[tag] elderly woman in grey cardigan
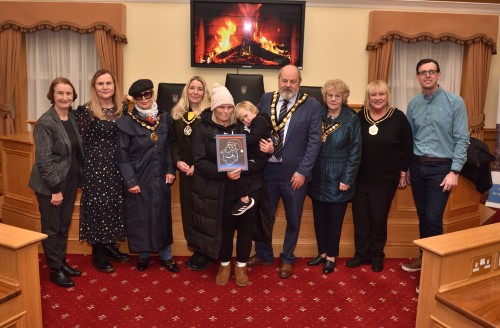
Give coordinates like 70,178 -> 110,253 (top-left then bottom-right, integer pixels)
29,77 -> 84,288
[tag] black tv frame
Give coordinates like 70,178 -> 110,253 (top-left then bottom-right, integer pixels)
190,0 -> 306,70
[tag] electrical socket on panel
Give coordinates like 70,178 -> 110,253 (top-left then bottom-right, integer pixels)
470,254 -> 492,277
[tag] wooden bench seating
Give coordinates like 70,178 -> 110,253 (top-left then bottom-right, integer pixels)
414,223 -> 500,327
0,282 -> 21,305
435,275 -> 500,328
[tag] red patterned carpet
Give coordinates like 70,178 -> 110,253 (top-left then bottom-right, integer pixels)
40,255 -> 419,327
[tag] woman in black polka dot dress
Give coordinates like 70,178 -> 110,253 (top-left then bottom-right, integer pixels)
75,69 -> 130,273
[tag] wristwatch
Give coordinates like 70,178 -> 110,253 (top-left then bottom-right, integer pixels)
451,170 -> 460,175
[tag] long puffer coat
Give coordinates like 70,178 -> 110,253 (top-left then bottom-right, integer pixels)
188,109 -> 272,259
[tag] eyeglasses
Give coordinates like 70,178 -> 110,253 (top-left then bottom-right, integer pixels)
133,90 -> 154,101
417,70 -> 439,76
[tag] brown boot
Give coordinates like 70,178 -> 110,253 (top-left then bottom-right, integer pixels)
235,265 -> 249,287
215,265 -> 231,286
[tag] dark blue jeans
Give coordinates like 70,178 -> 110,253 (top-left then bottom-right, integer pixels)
410,157 -> 452,239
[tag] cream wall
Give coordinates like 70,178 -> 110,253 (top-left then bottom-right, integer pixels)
123,2 -> 499,128
6,0 -> 496,127
5,0 -> 497,126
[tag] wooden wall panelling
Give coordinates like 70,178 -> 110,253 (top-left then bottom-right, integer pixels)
0,132 -> 482,259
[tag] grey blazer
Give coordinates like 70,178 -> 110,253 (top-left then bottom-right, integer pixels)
29,106 -> 84,196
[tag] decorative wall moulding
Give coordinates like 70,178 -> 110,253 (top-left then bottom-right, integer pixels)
102,0 -> 500,14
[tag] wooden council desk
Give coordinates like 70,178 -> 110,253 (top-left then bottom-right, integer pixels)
415,223 -> 500,327
0,223 -> 47,328
0,132 -> 482,258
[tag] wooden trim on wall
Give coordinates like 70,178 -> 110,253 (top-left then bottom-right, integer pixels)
350,103 -> 363,112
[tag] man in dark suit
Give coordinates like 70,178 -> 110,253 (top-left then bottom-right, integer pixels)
249,65 -> 322,278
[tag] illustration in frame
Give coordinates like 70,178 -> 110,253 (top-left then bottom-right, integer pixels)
216,134 -> 248,172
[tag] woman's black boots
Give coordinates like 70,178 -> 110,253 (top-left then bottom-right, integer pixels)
92,244 -> 115,273
103,243 -> 130,263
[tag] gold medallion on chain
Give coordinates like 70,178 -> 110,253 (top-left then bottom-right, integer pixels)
151,132 -> 159,142
369,125 -> 378,135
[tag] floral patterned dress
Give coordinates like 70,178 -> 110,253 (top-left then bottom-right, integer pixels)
75,105 -> 126,244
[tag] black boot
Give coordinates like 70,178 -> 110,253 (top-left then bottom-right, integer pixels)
92,244 -> 115,273
189,252 -> 212,271
104,243 -> 130,263
185,251 -> 201,268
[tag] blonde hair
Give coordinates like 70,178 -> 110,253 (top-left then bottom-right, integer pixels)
88,69 -> 122,120
171,76 -> 211,120
211,106 -> 237,126
321,79 -> 350,104
364,80 -> 391,111
234,100 -> 258,119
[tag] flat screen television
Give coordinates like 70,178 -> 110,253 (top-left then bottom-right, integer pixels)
191,0 -> 306,69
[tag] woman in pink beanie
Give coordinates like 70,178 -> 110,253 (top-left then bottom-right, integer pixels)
189,83 -> 271,287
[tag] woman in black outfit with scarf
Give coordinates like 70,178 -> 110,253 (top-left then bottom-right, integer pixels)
116,79 -> 179,273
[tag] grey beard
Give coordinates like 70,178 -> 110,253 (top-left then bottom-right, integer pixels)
280,90 -> 297,101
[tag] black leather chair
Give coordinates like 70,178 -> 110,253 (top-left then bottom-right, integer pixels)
156,82 -> 186,115
300,86 -> 324,106
225,73 -> 265,105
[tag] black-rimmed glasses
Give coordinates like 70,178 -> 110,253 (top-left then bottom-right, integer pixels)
417,70 -> 439,76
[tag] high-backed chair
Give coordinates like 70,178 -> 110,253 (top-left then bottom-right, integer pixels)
156,83 -> 186,115
300,86 -> 324,106
225,74 -> 265,105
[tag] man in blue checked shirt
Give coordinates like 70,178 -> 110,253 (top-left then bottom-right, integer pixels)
402,58 -> 469,273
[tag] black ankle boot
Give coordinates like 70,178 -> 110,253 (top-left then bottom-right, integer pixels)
189,252 -> 211,271
92,244 -> 115,273
104,243 -> 130,263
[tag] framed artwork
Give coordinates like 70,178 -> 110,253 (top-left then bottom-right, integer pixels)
216,134 -> 248,172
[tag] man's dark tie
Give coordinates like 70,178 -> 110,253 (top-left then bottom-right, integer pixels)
274,99 -> 289,161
